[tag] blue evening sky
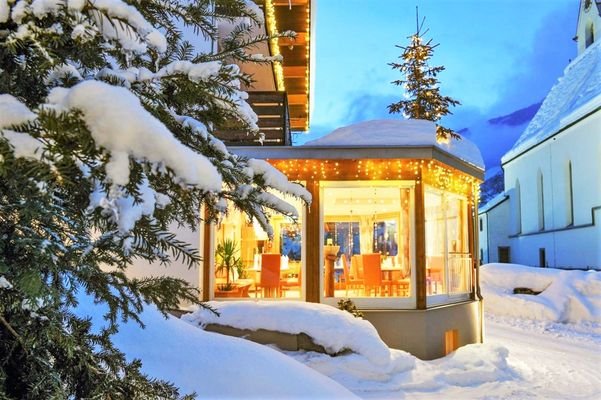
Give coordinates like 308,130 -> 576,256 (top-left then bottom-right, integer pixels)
298,0 -> 578,144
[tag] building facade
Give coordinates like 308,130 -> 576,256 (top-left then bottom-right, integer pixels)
486,0 -> 601,269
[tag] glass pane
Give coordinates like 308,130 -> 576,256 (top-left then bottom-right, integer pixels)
323,182 -> 413,299
425,189 -> 446,295
214,194 -> 303,299
447,196 -> 471,294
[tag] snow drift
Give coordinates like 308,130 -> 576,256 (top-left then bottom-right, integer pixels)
182,300 -> 392,366
75,296 -> 356,399
481,263 -> 601,323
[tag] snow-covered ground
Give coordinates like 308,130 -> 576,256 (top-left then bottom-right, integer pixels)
83,264 -> 601,399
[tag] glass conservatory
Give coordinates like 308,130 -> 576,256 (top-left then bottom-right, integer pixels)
202,120 -> 485,359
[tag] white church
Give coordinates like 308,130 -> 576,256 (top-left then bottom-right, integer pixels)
479,0 -> 601,269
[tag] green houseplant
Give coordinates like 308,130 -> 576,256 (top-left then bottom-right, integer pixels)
215,239 -> 244,291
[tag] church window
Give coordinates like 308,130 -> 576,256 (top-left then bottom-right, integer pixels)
537,171 -> 545,231
585,23 -> 595,48
514,180 -> 522,234
566,161 -> 574,226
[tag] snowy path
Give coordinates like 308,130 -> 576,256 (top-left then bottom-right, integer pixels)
354,315 -> 601,400
481,316 -> 601,399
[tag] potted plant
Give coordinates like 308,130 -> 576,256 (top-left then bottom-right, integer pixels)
215,239 -> 244,294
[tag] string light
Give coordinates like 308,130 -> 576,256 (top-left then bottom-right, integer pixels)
264,0 -> 286,91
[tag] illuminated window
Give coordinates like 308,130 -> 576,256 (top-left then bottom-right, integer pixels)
213,192 -> 304,299
322,181 -> 414,299
425,187 -> 471,298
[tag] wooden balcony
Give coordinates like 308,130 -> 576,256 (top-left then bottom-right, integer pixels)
215,91 -> 291,146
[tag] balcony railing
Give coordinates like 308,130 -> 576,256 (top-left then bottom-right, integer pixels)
214,91 -> 291,146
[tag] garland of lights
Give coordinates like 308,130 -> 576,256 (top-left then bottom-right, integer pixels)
264,0 -> 286,91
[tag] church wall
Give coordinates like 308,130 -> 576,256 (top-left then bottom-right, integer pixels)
503,110 -> 601,269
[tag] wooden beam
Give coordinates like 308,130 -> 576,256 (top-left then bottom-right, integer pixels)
202,208 -> 212,302
287,94 -> 307,105
282,66 -> 306,78
290,117 -> 307,128
468,200 -> 476,301
273,0 -> 308,5
414,171 -> 427,310
305,180 -> 321,302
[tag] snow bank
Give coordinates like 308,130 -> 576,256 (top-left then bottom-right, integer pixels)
74,296 -> 356,399
288,344 -> 518,396
182,300 -> 392,366
502,41 -> 601,163
481,263 -> 601,324
304,119 -> 484,169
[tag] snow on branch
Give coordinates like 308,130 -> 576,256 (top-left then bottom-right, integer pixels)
11,0 -> 167,54
0,95 -> 45,161
45,80 -> 222,191
247,158 -> 311,203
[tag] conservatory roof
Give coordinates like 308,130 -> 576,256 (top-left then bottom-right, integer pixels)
231,119 -> 484,179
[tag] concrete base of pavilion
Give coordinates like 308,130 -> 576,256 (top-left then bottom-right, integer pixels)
362,300 -> 482,360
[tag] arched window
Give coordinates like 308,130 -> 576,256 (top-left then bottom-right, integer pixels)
537,171 -> 545,231
566,161 -> 574,226
514,180 -> 522,233
585,23 -> 595,48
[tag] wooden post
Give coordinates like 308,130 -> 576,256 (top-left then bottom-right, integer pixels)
202,208 -> 212,302
414,172 -> 427,310
305,180 -> 321,302
323,245 -> 340,297
467,200 -> 476,301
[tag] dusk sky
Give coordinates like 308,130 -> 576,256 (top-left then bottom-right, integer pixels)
297,0 -> 578,145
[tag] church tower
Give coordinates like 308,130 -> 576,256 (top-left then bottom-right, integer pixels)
575,0 -> 601,54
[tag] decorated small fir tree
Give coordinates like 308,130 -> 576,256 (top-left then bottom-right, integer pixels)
0,0 -> 305,398
388,11 -> 461,141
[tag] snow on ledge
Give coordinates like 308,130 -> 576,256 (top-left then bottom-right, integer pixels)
182,300 -> 392,366
303,119 -> 484,169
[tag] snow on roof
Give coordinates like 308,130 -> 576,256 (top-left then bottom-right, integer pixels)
502,41 -> 601,163
182,300 -> 393,367
478,192 -> 508,214
304,119 -> 484,169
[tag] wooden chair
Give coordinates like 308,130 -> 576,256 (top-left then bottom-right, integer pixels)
280,266 -> 301,296
342,254 -> 363,296
362,253 -> 383,296
258,253 -> 281,298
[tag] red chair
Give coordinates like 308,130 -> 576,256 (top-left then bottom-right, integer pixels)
258,253 -> 281,298
362,253 -> 383,296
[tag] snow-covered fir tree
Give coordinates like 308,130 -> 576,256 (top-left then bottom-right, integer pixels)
0,0 -> 308,397
388,13 -> 461,141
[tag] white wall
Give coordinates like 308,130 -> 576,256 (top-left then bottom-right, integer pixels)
478,215 -> 488,264
503,110 -> 601,269
126,223 -> 203,292
479,199 -> 511,264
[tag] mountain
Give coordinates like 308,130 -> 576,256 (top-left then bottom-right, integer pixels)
456,101 -> 542,171
455,102 -> 542,205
